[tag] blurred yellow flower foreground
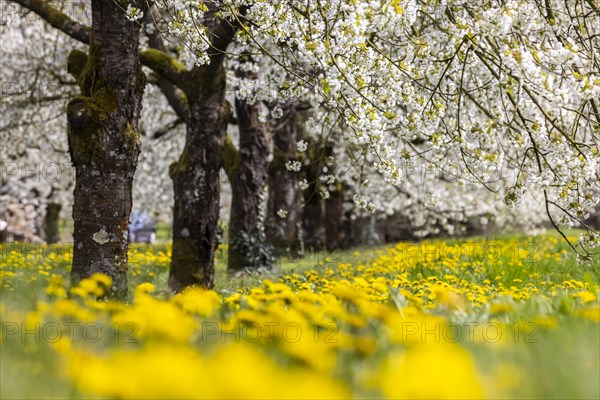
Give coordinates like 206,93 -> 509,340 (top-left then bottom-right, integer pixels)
1,234 -> 599,399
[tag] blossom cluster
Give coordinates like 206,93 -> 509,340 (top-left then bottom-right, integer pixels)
163,0 -> 599,248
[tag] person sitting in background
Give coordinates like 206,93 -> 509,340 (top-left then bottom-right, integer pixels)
128,209 -> 157,244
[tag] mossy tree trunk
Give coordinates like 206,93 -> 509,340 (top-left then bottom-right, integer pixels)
167,4 -> 244,292
226,91 -> 272,273
266,102 -> 304,256
168,65 -> 229,292
67,0 -> 145,298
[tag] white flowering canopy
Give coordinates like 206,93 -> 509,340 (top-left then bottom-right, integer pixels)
2,0 -> 598,256
159,0 -> 599,254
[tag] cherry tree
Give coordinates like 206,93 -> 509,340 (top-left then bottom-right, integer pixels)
167,0 -> 599,258
6,0 -> 599,297
7,0 -> 148,297
5,1 -> 242,291
0,7 -> 188,237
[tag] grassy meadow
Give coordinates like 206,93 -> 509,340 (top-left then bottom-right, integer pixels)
1,231 -> 599,399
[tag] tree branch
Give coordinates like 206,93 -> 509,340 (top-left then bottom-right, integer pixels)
150,118 -> 184,140
143,13 -> 190,122
139,49 -> 186,86
11,0 -> 91,44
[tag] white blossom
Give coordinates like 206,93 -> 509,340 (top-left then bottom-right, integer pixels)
296,140 -> 308,153
299,179 -> 310,190
277,209 -> 288,218
285,160 -> 302,172
271,107 -> 284,119
126,5 -> 143,22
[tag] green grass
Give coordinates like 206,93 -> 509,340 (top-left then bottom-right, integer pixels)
1,231 -> 599,399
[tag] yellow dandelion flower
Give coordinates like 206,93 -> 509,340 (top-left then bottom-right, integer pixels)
576,291 -> 597,304
377,343 -> 485,399
173,287 -> 220,316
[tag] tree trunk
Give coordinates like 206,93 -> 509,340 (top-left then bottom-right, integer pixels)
168,66 -> 228,292
165,3 -> 243,292
351,215 -> 384,247
227,96 -> 272,273
325,184 -> 344,251
342,210 -> 355,249
266,103 -> 303,256
44,202 -> 61,244
302,143 -> 326,252
67,0 -> 145,298
323,145 -> 344,251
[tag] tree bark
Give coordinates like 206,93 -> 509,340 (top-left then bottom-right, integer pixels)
165,2 -> 246,292
67,0 -> 145,298
168,66 -> 228,292
266,103 -> 304,256
226,96 -> 272,273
